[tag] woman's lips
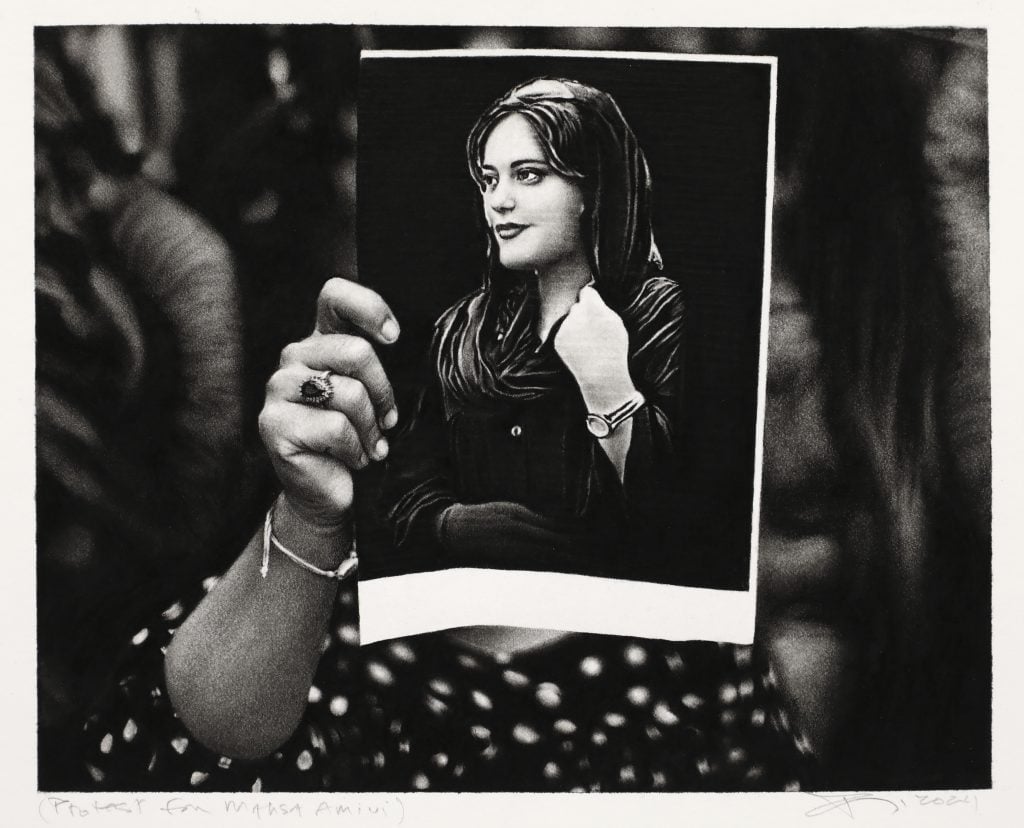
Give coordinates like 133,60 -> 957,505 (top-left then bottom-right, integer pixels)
495,223 -> 527,240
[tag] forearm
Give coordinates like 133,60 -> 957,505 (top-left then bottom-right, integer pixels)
601,403 -> 681,563
578,379 -> 638,484
165,495 -> 349,760
595,420 -> 633,483
381,376 -> 459,552
435,501 -> 594,572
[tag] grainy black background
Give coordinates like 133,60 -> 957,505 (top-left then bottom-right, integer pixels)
357,55 -> 771,588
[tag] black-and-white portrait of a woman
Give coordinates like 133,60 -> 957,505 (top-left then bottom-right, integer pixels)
355,53 -> 775,642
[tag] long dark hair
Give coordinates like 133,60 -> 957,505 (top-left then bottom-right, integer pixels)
465,76 -> 662,308
764,30 -> 988,788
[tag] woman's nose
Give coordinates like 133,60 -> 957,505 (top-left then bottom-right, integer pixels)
488,181 -> 515,212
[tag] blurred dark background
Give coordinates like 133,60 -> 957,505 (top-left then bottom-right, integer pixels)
35,25 -> 989,792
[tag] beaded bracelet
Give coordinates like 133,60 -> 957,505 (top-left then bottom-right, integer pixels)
260,505 -> 358,581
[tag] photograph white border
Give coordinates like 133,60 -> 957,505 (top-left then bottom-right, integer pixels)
356,48 -> 776,645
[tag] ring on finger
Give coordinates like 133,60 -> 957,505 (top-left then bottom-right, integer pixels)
299,369 -> 335,407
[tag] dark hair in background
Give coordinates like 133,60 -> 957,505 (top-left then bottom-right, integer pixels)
465,76 -> 661,308
35,28 -> 246,785
763,30 -> 989,788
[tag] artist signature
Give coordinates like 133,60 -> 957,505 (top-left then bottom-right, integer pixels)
804,792 -> 979,818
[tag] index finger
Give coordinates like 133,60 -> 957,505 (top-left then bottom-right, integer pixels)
292,334 -> 398,430
315,277 -> 401,344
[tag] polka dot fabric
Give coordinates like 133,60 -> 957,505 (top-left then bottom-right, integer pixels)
80,577 -> 815,792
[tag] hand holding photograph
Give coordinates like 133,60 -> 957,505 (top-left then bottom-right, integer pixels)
32,23 -> 989,799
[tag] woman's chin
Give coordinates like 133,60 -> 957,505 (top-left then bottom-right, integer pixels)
497,254 -> 534,272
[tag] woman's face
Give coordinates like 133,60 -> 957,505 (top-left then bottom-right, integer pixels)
479,113 -> 586,275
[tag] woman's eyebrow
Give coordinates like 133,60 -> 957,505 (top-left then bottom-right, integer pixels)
479,159 -> 549,171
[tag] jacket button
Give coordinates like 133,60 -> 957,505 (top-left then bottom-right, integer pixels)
510,425 -> 523,438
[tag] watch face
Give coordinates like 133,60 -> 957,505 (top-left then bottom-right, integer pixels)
585,414 -> 611,438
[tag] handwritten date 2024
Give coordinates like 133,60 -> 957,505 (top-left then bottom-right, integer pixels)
804,792 -> 979,818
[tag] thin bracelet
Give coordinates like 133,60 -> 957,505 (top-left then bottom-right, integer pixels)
260,505 -> 358,581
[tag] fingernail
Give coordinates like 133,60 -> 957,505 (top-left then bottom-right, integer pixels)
382,407 -> 398,430
381,318 -> 399,343
374,437 -> 389,460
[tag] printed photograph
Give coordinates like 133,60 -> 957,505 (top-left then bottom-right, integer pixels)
353,51 -> 774,642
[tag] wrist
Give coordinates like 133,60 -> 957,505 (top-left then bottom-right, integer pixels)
273,494 -> 353,569
579,377 -> 638,415
433,503 -> 463,550
432,505 -> 450,541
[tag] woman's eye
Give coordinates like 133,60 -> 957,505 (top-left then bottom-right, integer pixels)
515,168 -> 542,184
479,175 -> 497,192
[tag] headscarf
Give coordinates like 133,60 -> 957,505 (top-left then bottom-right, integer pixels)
438,77 -> 673,409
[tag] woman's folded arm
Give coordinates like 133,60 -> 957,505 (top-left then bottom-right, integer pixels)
164,497 -> 349,760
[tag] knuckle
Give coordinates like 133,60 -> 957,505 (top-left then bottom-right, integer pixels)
265,369 -> 289,399
320,276 -> 346,303
347,336 -> 374,366
333,414 -> 361,451
353,380 -> 373,408
332,378 -> 358,410
279,341 -> 304,366
340,379 -> 373,414
257,405 -> 281,441
326,408 -> 347,433
374,382 -> 395,410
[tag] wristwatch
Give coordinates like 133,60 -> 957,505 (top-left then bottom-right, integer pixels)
585,390 -> 646,438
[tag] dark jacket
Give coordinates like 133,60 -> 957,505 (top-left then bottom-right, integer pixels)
379,275 -> 684,581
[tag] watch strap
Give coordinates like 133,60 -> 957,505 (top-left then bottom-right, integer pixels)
586,390 -> 646,437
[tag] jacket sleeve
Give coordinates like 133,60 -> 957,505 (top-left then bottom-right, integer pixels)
379,368 -> 459,554
611,276 -> 685,485
599,278 -> 685,562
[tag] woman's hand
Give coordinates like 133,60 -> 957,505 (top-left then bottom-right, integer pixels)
437,501 -> 588,565
168,275 -> 402,759
169,277 -> 400,760
258,278 -> 401,534
553,285 -> 637,412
